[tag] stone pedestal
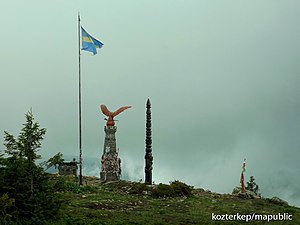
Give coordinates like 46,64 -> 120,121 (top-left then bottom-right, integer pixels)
100,126 -> 121,182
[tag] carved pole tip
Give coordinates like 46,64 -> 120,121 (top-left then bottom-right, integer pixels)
147,98 -> 151,106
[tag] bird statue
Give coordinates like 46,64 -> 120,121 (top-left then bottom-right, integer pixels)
100,104 -> 132,126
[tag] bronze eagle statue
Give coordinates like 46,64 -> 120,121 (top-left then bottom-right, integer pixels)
100,104 -> 132,126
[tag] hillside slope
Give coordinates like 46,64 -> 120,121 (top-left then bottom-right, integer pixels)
51,176 -> 300,225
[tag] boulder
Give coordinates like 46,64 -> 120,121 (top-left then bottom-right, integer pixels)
232,186 -> 260,199
268,197 -> 288,206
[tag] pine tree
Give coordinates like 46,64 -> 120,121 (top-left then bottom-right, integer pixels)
246,175 -> 260,195
0,110 -> 62,224
44,152 -> 64,170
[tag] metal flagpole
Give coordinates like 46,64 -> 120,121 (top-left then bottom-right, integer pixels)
78,12 -> 83,185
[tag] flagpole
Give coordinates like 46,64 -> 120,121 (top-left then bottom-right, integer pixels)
78,12 -> 83,185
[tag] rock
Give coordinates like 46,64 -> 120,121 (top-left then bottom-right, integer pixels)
212,193 -> 221,198
142,190 -> 148,195
269,197 -> 288,206
197,188 -> 205,192
232,187 -> 241,195
232,186 -> 260,199
237,191 -> 256,199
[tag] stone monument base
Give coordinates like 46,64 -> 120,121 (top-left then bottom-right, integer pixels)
100,172 -> 106,182
100,171 -> 120,182
100,125 -> 121,182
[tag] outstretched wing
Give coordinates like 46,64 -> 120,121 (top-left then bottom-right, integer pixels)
112,106 -> 132,117
100,104 -> 112,117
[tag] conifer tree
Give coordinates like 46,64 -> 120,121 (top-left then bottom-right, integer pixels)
0,110 -> 62,224
246,175 -> 260,195
44,152 -> 64,170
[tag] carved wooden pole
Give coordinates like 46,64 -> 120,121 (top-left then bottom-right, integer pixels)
145,98 -> 153,184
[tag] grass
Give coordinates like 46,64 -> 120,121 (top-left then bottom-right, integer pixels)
48,176 -> 300,225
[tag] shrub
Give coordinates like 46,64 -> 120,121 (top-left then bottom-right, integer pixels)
170,180 -> 193,197
129,183 -> 150,195
152,180 -> 194,198
152,183 -> 175,198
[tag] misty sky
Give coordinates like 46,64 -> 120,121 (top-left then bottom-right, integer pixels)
1,1 -> 300,207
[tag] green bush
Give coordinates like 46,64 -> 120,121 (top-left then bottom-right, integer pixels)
170,180 -> 193,197
152,183 -> 175,198
152,180 -> 193,198
129,182 -> 151,194
51,176 -> 68,192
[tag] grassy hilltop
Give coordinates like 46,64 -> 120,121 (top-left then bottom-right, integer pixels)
2,112 -> 298,224
50,176 -> 300,225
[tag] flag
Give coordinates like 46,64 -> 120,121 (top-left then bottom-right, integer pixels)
240,158 -> 246,192
242,158 -> 246,173
81,27 -> 104,55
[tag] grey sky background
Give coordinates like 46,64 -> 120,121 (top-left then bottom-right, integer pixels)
1,1 -> 300,206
